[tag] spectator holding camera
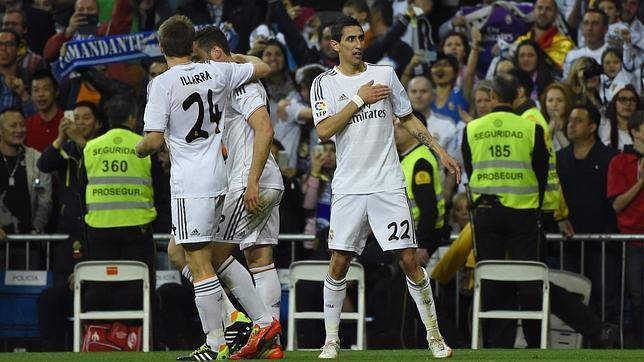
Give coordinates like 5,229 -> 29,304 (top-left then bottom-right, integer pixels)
43,0 -> 134,84
36,102 -> 103,351
565,57 -> 604,109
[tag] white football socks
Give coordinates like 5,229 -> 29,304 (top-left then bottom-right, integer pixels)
323,274 -> 346,344
193,276 -> 225,348
406,267 -> 441,340
217,256 -> 272,327
250,263 -> 281,320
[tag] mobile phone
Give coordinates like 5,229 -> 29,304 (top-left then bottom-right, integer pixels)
64,110 -> 75,121
77,14 -> 99,35
277,151 -> 289,169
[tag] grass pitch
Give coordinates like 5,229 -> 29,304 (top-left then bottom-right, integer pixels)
1,349 -> 644,361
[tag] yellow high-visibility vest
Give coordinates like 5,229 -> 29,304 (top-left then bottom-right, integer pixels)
466,111 -> 539,209
521,107 -> 561,211
84,128 -> 156,228
401,145 -> 445,229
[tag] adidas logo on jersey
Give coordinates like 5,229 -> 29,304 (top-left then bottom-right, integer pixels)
339,93 -> 348,101
190,228 -> 200,236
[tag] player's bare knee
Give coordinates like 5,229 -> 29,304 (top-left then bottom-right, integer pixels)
167,236 -> 186,270
244,245 -> 273,269
183,243 -> 216,280
397,249 -> 420,275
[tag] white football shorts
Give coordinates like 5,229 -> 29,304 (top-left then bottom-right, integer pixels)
171,196 -> 225,244
327,188 -> 417,254
215,188 -> 282,250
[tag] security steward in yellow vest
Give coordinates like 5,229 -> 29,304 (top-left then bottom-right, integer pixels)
461,74 -> 549,348
82,94 -> 157,311
509,68 -> 574,240
394,111 -> 446,260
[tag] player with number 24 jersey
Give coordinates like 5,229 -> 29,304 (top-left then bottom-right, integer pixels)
144,61 -> 255,198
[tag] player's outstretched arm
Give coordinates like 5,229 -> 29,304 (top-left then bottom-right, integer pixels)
136,131 -> 165,158
231,53 -> 271,81
399,112 -> 462,184
316,80 -> 391,141
245,106 -> 274,214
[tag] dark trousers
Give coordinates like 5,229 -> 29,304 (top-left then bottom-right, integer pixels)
562,244 -> 621,324
473,201 -> 542,348
550,283 -> 602,338
38,285 -> 73,351
626,244 -> 644,347
85,224 -> 156,309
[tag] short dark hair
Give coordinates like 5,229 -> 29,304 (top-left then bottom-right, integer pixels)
596,0 -> 621,11
571,103 -> 602,127
297,64 -> 326,91
491,73 -> 519,104
508,68 -> 534,97
343,0 -> 370,15
194,26 -> 230,55
105,94 -> 137,128
584,8 -> 609,27
3,9 -> 27,26
628,110 -> 644,136
31,69 -> 58,90
601,47 -> 622,65
74,101 -> 102,123
370,0 -> 392,26
330,16 -> 362,42
158,15 -> 194,57
0,107 -> 23,124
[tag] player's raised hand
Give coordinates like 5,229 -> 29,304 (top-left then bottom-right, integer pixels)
357,80 -> 391,105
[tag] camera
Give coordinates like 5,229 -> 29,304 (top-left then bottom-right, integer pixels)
583,61 -> 603,79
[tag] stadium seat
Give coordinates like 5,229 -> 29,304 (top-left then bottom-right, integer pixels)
286,260 -> 365,351
73,261 -> 151,352
548,270 -> 592,349
472,260 -> 550,349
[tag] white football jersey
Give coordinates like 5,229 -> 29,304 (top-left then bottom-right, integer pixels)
311,63 -> 410,194
223,80 -> 284,192
144,61 -> 254,198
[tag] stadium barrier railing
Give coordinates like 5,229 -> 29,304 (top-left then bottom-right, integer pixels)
4,233 -> 643,348
446,233 -> 644,349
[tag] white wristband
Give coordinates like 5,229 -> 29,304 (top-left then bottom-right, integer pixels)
351,95 -> 365,108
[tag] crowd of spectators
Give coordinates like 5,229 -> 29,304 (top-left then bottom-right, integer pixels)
0,0 -> 643,352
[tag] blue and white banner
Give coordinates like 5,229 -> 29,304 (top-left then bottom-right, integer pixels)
52,31 -> 160,80
51,24 -> 238,80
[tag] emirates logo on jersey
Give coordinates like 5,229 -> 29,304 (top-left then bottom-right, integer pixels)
348,103 -> 386,125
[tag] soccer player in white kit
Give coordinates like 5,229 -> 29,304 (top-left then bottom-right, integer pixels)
193,26 -> 285,359
135,15 -> 279,361
311,17 -> 460,359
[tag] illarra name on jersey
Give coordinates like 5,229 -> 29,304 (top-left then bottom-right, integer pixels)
179,70 -> 212,86
348,103 -> 387,125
